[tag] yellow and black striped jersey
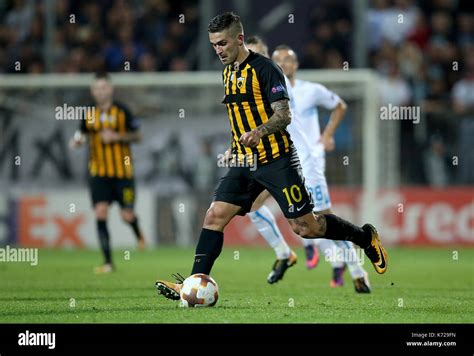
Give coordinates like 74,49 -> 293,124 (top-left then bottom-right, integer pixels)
80,102 -> 139,179
221,50 -> 292,164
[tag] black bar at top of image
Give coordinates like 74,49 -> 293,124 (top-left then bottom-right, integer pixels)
0,323 -> 471,354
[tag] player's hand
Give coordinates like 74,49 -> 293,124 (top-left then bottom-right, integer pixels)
319,135 -> 335,152
239,129 -> 261,148
69,138 -> 81,149
69,131 -> 85,149
223,148 -> 233,164
218,148 -> 233,166
100,129 -> 121,144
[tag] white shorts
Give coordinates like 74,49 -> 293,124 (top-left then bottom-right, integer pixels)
303,156 -> 332,212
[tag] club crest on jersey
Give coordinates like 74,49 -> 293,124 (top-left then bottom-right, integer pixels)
100,113 -> 116,124
236,77 -> 246,89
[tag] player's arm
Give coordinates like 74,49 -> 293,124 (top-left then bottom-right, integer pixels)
219,71 -> 234,160
224,136 -> 234,161
258,99 -> 292,136
69,117 -> 88,149
69,130 -> 87,149
218,146 -> 234,165
308,83 -> 346,151
122,105 -> 142,143
219,133 -> 236,165
319,98 -> 347,152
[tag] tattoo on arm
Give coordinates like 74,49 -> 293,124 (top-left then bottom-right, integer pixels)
315,214 -> 327,236
257,99 -> 291,137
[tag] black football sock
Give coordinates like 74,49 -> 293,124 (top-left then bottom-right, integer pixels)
191,228 -> 224,275
97,220 -> 112,264
322,214 -> 371,248
127,216 -> 142,240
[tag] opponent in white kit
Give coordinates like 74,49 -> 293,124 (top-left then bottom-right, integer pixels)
246,39 -> 370,293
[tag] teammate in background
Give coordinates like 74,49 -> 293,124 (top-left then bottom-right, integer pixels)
246,37 -> 370,292
155,12 -> 387,301
70,72 -> 145,273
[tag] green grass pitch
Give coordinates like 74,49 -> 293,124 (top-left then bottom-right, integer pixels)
0,247 -> 472,323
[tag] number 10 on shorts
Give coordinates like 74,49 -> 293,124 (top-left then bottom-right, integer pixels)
282,184 -> 302,206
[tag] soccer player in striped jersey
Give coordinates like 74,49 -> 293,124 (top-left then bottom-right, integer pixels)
155,12 -> 388,302
70,72 -> 145,273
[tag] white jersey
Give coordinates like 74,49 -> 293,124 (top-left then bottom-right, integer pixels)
285,78 -> 341,182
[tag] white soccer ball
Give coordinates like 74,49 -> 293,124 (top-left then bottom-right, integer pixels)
180,273 -> 219,308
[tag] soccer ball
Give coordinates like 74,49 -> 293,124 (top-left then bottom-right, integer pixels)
180,273 -> 219,308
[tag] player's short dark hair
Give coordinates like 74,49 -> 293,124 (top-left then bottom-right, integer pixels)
246,36 -> 264,45
208,12 -> 243,35
94,71 -> 111,81
273,44 -> 298,60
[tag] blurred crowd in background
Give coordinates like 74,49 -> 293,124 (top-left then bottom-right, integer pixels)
0,0 -> 472,187
0,0 -> 199,72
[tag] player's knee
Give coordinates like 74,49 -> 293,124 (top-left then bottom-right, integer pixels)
289,219 -> 319,238
96,211 -> 107,220
120,210 -> 135,223
203,205 -> 228,228
94,205 -> 108,220
298,228 -> 315,239
288,220 -> 302,235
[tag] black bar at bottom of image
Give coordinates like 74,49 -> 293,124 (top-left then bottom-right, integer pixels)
0,324 -> 471,354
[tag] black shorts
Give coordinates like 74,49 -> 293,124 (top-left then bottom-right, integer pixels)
89,176 -> 135,209
214,147 -> 314,219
